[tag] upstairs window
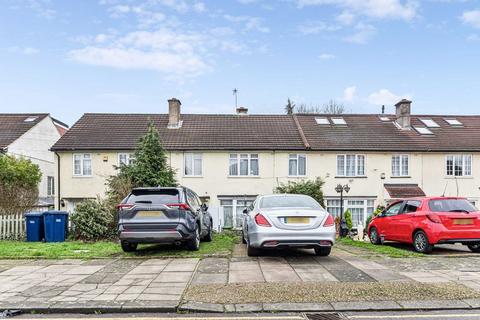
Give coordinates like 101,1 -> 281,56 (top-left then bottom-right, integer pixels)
118,153 -> 134,166
446,155 -> 472,177
73,154 -> 92,176
184,153 -> 203,176
337,154 -> 365,177
47,176 -> 55,196
229,154 -> 259,176
392,155 -> 409,177
289,154 -> 306,176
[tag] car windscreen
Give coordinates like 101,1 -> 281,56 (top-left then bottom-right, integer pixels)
259,195 -> 323,210
429,199 -> 478,213
126,189 -> 180,205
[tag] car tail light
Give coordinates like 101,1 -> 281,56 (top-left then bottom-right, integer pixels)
323,214 -> 335,227
255,213 -> 271,227
427,214 -> 442,224
167,203 -> 191,210
116,204 -> 134,210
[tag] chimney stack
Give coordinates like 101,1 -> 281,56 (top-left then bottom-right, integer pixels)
168,98 -> 182,129
236,106 -> 248,115
395,99 -> 412,129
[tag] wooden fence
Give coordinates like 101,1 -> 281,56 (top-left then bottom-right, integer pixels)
0,207 -> 50,240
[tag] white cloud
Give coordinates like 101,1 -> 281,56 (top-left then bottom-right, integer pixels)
8,46 -> 39,55
193,2 -> 206,13
297,21 -> 340,34
344,22 -> 376,44
336,11 -> 355,25
342,86 -> 357,102
296,0 -> 418,21
69,29 -> 210,78
368,89 -> 408,106
462,10 -> 480,29
318,53 -> 336,59
467,33 -> 480,41
224,15 -> 270,33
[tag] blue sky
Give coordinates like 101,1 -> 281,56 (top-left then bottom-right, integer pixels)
1,0 -> 480,125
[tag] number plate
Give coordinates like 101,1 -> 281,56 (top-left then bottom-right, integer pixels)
453,218 -> 473,225
285,217 -> 310,224
136,211 -> 165,218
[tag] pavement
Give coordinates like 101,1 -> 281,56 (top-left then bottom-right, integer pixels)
2,243 -> 480,313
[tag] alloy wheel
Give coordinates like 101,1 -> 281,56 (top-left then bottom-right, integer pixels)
414,233 -> 427,251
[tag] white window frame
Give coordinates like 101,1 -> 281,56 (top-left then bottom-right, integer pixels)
118,153 -> 134,166
446,154 -> 472,177
288,154 -> 307,176
229,153 -> 259,177
392,154 -> 409,177
336,154 -> 366,177
47,176 -> 55,196
184,153 -> 203,177
73,153 -> 92,177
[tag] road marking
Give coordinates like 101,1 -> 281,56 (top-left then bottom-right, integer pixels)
19,317 -> 305,320
350,314 -> 480,319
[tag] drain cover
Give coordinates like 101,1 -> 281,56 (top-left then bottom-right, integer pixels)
305,313 -> 346,320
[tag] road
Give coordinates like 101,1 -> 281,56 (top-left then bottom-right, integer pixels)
12,311 -> 480,320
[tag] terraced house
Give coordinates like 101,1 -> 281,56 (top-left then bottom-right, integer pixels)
51,98 -> 480,230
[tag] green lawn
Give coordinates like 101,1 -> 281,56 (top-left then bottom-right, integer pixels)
0,231 -> 239,259
337,237 -> 423,258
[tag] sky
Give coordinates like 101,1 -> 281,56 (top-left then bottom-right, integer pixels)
1,0 -> 480,126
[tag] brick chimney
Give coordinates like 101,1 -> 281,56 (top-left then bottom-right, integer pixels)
236,106 -> 248,115
168,98 -> 182,129
395,99 -> 412,129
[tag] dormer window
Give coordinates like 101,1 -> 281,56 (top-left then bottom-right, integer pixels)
419,119 -> 440,128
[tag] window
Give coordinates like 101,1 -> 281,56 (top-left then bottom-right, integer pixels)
326,199 -> 375,227
331,117 -> 347,125
403,200 -> 421,213
289,154 -> 306,176
184,153 -> 202,176
118,153 -> 134,166
229,154 -> 259,176
392,155 -> 409,177
446,155 -> 472,177
315,117 -> 330,125
419,119 -> 440,128
384,202 -> 404,216
24,116 -> 38,122
73,154 -> 92,176
337,154 -> 365,177
47,176 -> 54,196
414,127 -> 434,135
220,198 -> 254,228
445,119 -> 463,126
379,116 -> 390,121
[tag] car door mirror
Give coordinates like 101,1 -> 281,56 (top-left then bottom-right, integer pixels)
243,208 -> 248,214
201,203 -> 208,211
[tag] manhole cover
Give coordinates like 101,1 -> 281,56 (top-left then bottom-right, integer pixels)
305,313 -> 346,320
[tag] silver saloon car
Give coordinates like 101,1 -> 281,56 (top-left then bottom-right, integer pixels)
242,194 -> 336,256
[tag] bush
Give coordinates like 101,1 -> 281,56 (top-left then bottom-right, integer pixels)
71,199 -> 116,241
275,178 -> 325,206
0,155 -> 42,215
344,209 -> 353,230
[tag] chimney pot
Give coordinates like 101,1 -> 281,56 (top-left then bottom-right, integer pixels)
395,99 -> 412,129
236,106 -> 248,115
168,98 -> 182,129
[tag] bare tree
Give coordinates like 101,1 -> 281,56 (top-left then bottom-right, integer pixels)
285,98 -> 295,115
321,100 -> 345,114
296,103 -> 322,114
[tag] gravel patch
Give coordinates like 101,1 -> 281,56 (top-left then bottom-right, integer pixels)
184,281 -> 480,304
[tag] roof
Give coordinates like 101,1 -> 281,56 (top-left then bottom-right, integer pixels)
296,114 -> 480,152
384,184 -> 426,199
51,113 -> 306,151
51,112 -> 480,152
0,114 -> 49,149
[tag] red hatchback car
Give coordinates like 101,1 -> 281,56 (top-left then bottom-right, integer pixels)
368,197 -> 480,253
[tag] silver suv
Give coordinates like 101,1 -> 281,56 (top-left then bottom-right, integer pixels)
117,187 -> 213,252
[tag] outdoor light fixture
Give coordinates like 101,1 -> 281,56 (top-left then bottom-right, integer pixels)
335,184 -> 350,237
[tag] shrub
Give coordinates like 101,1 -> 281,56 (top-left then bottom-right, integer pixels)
275,178 -> 325,206
344,209 -> 353,230
71,199 -> 116,241
0,155 -> 42,215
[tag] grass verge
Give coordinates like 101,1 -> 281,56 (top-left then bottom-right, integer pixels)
185,282 -> 480,304
0,231 -> 239,259
337,238 -> 423,258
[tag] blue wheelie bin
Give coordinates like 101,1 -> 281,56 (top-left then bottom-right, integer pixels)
43,211 -> 69,242
25,212 -> 45,242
